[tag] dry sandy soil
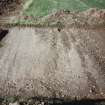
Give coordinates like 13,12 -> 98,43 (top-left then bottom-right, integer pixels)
0,26 -> 105,100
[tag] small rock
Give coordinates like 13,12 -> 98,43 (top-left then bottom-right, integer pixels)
9,101 -> 19,105
41,102 -> 44,105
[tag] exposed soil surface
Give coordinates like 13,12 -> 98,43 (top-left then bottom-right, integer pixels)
0,26 -> 105,100
0,8 -> 105,104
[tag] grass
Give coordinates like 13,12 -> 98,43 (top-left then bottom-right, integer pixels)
23,0 -> 105,17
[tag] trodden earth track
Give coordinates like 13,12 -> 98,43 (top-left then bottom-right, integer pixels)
0,26 -> 105,100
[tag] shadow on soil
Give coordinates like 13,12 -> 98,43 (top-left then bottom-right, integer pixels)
1,97 -> 105,105
0,29 -> 8,41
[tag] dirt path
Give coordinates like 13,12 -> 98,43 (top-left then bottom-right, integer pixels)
0,27 -> 105,100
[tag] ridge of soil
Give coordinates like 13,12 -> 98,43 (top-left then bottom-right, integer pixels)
0,8 -> 105,28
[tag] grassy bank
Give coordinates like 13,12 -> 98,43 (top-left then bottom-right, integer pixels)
0,0 -> 105,26
23,0 -> 105,17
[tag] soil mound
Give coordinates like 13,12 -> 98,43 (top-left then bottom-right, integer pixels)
0,0 -> 23,16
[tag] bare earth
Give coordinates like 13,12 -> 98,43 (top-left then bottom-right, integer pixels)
0,27 -> 105,100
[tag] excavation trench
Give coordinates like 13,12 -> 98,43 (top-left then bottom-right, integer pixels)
0,27 -> 105,100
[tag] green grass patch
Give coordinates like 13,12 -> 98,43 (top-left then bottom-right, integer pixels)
23,0 -> 105,17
